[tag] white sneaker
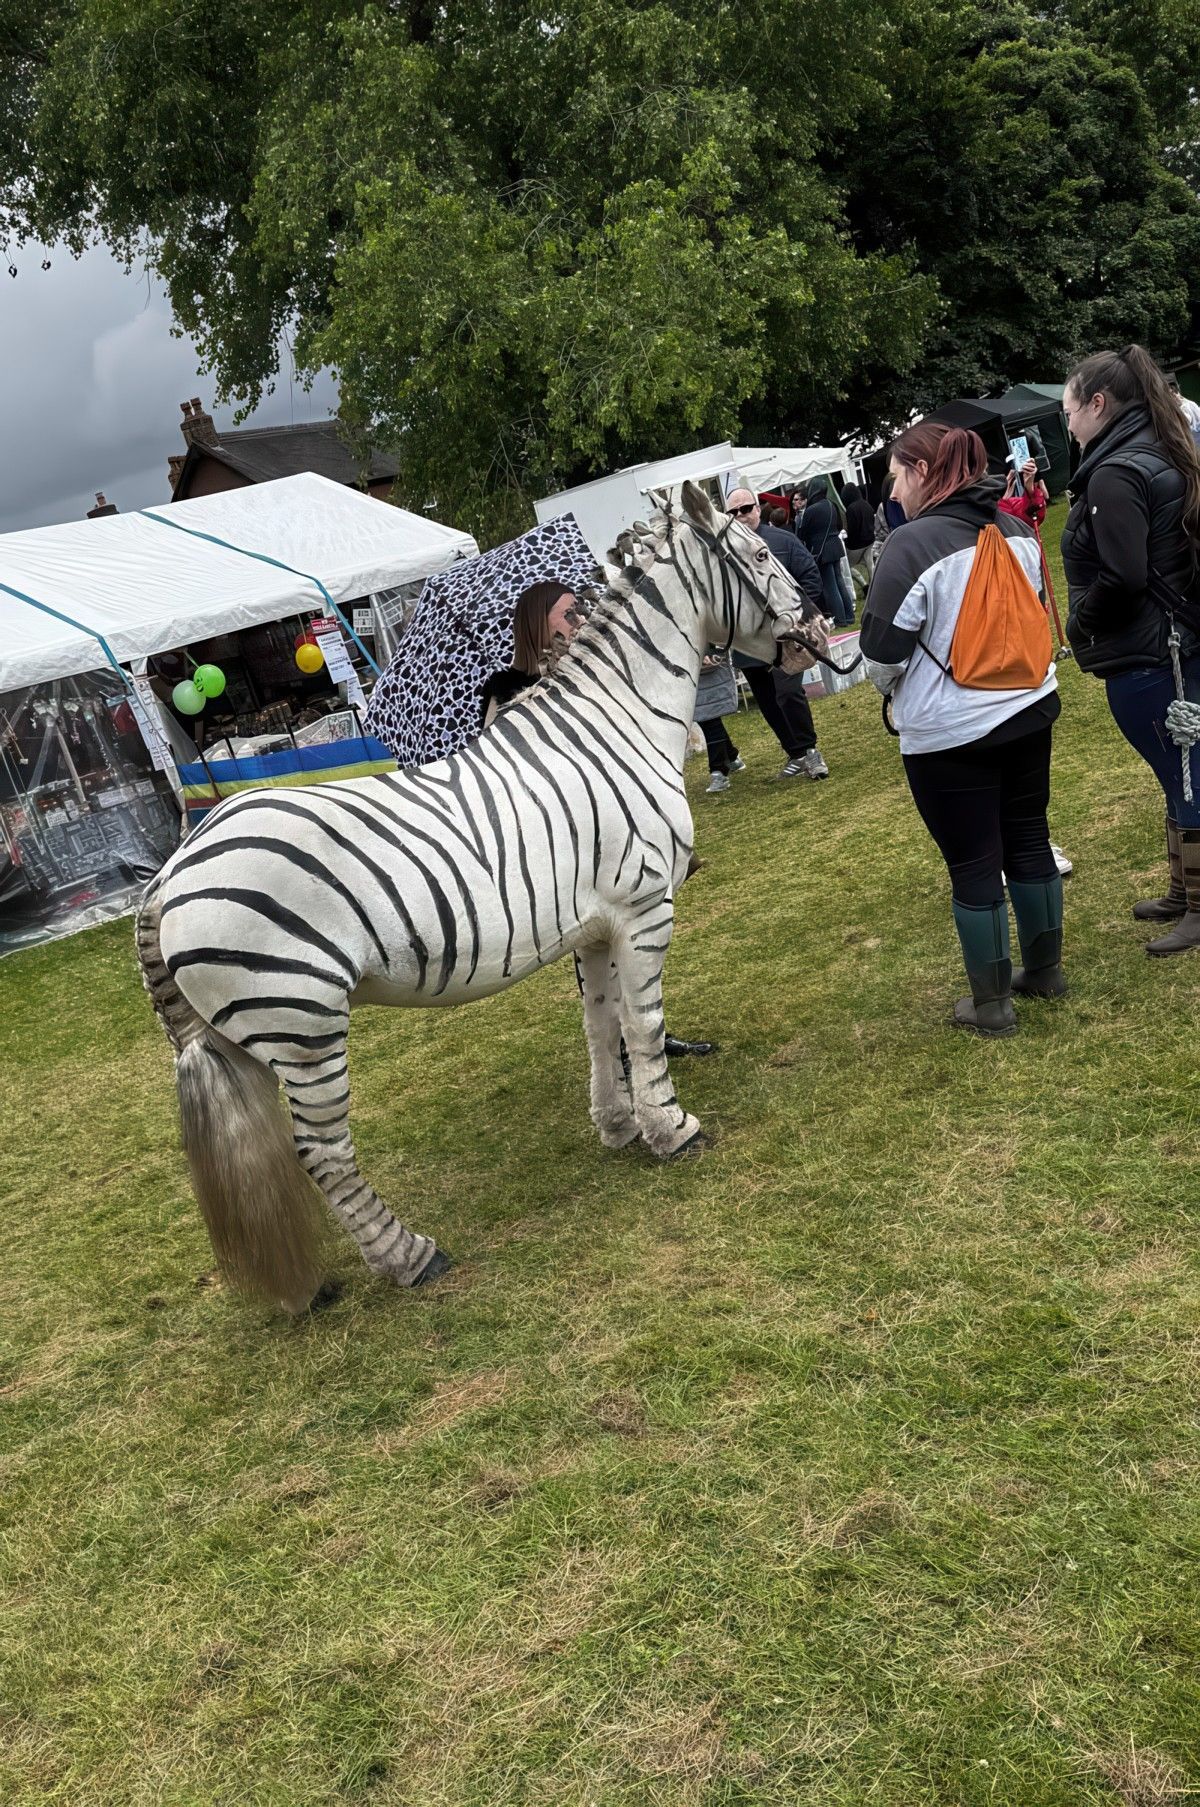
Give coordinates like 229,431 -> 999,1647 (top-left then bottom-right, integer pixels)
730,755 -> 747,774
706,771 -> 730,794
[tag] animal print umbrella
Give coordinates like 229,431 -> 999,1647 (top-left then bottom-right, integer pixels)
365,513 -> 598,766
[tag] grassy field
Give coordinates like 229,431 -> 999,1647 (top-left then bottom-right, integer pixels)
2,505 -> 1199,1805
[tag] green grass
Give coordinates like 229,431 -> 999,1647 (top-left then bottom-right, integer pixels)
2,501 -> 1199,1804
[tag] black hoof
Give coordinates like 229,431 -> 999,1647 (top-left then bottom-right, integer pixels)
413,1248 -> 453,1287
664,1034 -> 719,1058
307,1278 -> 345,1313
669,1128 -> 709,1159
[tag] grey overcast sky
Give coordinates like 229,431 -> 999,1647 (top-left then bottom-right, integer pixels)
0,240 -> 341,535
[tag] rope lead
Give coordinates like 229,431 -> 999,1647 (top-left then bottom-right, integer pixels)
1165,620 -> 1200,805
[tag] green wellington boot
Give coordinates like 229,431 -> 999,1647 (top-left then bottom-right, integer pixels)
951,900 -> 1018,1037
1146,828 -> 1200,955
1009,875 -> 1067,998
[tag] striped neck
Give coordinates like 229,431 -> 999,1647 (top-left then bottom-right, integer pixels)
547,528 -> 708,769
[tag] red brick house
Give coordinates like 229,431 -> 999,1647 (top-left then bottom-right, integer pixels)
167,399 -> 399,503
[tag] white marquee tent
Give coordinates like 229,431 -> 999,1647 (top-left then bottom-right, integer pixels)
731,446 -> 864,494
0,472 -> 478,694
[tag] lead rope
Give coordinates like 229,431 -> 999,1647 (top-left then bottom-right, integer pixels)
1164,616 -> 1200,805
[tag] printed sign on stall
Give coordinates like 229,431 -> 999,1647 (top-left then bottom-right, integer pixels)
311,619 -> 356,685
129,676 -> 176,773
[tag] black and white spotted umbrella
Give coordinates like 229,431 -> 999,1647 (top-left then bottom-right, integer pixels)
365,513 -> 598,767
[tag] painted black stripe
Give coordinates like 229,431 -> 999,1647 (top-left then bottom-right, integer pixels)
290,1090 -> 351,1116
170,833 -> 391,968
407,762 -> 490,869
224,794 -> 430,990
494,712 -> 584,920
564,635 -> 688,736
160,887 -> 357,983
552,670 -> 684,786
314,791 -> 460,996
242,1030 -> 347,1050
457,746 -> 517,978
165,946 -> 346,989
382,770 -> 486,866
485,730 -> 563,940
469,741 -> 543,960
514,709 -> 604,888
325,788 -> 480,989
552,691 -> 686,855
210,995 -> 348,1029
525,704 -> 642,871
274,1066 -> 349,1088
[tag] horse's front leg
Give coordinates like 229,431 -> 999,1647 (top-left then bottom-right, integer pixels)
611,898 -> 702,1158
575,947 -> 639,1148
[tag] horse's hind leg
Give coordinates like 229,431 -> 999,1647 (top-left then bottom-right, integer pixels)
272,1037 -> 450,1288
611,903 -> 701,1158
576,946 -> 638,1148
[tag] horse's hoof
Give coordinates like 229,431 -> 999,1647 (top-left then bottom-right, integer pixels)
413,1247 -> 453,1287
307,1278 -> 345,1312
667,1128 -> 709,1160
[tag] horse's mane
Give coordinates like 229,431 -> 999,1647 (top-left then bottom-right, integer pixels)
551,509 -> 675,678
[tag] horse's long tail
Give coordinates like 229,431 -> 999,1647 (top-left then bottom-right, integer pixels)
135,880 -> 322,1312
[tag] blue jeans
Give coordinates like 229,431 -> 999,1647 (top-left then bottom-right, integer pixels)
820,562 -> 854,627
1105,656 -> 1200,829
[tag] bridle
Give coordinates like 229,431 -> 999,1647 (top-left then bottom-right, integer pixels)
709,513 -> 863,677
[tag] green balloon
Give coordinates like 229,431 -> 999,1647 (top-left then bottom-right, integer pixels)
172,679 -> 205,716
193,663 -> 226,698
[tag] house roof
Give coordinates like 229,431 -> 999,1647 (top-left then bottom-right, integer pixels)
172,420 -> 399,498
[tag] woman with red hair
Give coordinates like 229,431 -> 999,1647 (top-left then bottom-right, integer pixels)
860,424 -> 1063,1037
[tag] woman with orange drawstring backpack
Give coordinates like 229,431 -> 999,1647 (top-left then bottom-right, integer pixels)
860,423 -> 1062,1038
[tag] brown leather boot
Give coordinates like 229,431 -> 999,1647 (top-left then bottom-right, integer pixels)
1146,829 -> 1200,955
1133,817 -> 1186,922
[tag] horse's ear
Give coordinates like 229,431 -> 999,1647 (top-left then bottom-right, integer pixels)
680,480 -> 720,531
645,486 -> 672,516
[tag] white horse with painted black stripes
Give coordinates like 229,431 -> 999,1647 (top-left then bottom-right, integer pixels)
136,481 -> 807,1312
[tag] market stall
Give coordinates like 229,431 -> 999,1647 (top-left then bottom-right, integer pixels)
0,473 -> 477,952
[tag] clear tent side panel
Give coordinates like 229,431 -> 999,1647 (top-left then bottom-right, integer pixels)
0,672 -> 182,957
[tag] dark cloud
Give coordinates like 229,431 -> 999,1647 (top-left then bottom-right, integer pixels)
0,242 -> 340,534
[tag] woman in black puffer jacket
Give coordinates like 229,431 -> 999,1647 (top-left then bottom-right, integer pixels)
1062,344 -> 1200,954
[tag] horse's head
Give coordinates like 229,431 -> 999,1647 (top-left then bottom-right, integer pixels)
664,480 -> 806,661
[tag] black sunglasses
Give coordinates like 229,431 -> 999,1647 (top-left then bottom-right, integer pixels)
727,502 -> 757,517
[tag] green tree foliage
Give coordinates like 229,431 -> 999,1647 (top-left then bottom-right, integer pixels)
832,2 -> 1200,422
2,0 -> 1198,537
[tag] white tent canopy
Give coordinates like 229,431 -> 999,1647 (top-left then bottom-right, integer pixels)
0,472 -> 478,693
732,446 -> 863,493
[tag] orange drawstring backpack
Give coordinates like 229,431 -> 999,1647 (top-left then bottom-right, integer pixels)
946,523 -> 1053,690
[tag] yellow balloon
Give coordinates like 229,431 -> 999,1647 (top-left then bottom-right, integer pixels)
295,642 -> 325,673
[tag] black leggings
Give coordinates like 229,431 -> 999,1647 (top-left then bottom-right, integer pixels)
902,725 -> 1057,907
701,718 -> 739,774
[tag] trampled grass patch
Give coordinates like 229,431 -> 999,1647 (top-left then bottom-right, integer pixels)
2,507 -> 1199,1803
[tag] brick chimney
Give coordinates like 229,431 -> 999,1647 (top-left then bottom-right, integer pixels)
179,397 -> 218,449
167,453 -> 186,492
86,491 -> 118,518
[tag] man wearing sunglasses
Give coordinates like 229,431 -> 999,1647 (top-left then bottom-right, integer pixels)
724,488 -> 830,780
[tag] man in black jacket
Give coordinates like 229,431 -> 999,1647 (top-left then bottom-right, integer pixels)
724,488 -> 829,779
